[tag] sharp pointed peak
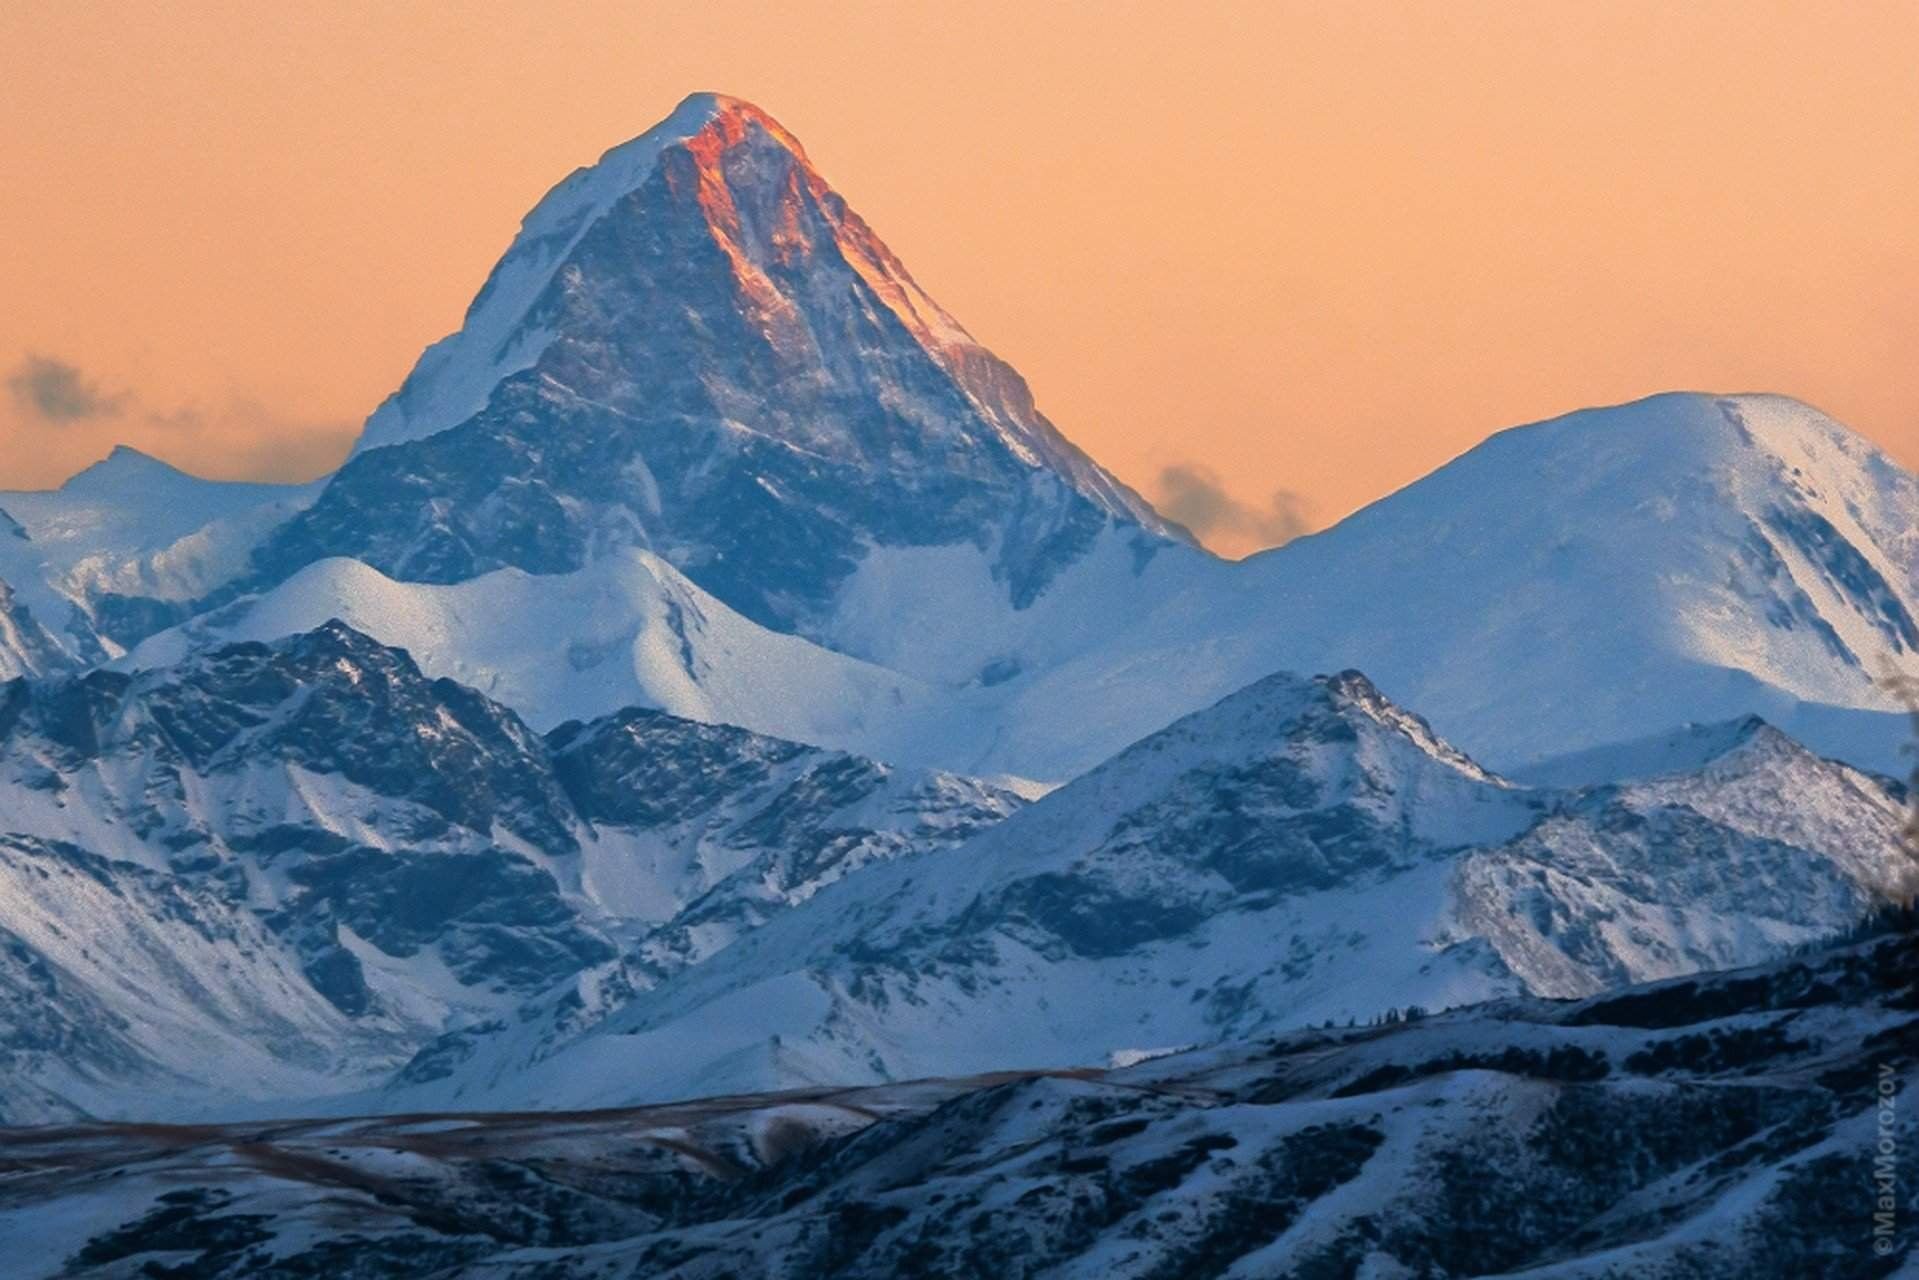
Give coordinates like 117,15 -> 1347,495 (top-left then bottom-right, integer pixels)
671,93 -> 805,148
585,92 -> 809,186
342,91 -> 1183,540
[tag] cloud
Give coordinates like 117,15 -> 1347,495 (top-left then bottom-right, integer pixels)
6,354 -> 127,423
0,350 -> 352,488
1155,462 -> 1313,553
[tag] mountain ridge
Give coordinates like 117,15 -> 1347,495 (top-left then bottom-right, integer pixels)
375,664 -> 1912,1114
972,390 -> 1919,779
2,620 -> 1905,1123
0,620 -> 1023,1123
7,925 -> 1907,1279
108,393 -> 1919,788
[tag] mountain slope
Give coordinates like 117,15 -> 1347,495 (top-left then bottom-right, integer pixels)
0,832 -> 390,1124
243,93 -> 1191,654
7,925 -> 1908,1279
144,392 -> 1918,788
0,446 -> 320,660
1,627 -> 1905,1123
124,551 -> 958,760
386,669 -> 1914,1112
0,622 -> 1022,1121
123,540 -> 1218,775
0,573 -> 69,679
982,392 -> 1919,780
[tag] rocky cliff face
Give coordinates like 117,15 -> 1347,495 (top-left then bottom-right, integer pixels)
0,621 -> 1022,1122
379,670 -> 1913,1114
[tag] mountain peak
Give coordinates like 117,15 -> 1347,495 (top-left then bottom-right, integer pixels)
269,94 -> 1186,640
1482,390 -> 1900,482
674,91 -> 809,157
42,443 -> 300,503
344,93 -> 1172,534
347,92 -> 866,459
573,93 -> 814,215
61,444 -> 179,491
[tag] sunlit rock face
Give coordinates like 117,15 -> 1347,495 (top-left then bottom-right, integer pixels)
252,94 -> 1186,639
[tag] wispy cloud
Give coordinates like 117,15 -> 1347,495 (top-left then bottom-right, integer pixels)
0,351 -> 352,487
1156,462 -> 1313,554
6,354 -> 127,423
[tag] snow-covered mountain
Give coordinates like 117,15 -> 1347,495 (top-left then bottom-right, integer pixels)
5,628 -> 1902,1124
118,543 -> 1184,778
236,93 -> 1190,657
380,669 -> 1914,1113
978,391 -> 1919,781
122,395 -> 1919,791
1,93 -> 1916,1173
122,551 -> 951,757
0,622 -> 1021,1122
7,96 -> 1910,794
8,923 -> 1907,1279
0,446 -> 319,666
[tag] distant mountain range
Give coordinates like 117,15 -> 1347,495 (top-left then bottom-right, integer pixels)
0,92 -> 1912,1138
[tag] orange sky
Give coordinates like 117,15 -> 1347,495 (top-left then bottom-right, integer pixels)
3,1 -> 1915,556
